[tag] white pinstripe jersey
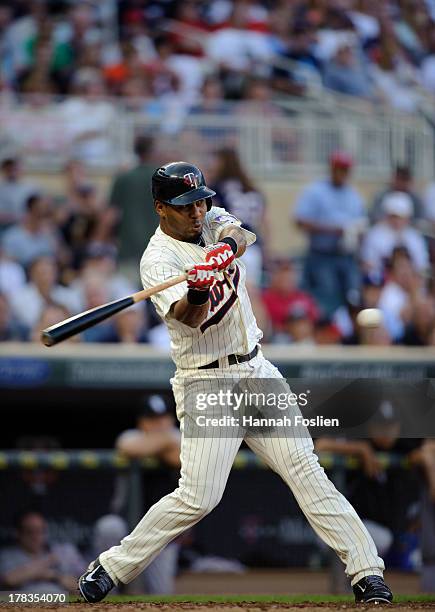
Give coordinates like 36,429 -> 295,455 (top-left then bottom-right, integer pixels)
140,206 -> 262,369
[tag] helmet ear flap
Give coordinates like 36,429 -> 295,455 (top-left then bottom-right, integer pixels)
206,197 -> 212,211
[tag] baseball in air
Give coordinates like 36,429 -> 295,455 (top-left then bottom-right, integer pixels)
356,308 -> 383,328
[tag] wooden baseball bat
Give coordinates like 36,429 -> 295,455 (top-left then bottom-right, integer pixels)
41,273 -> 188,347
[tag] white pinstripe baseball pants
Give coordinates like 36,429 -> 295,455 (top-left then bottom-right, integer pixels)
99,352 -> 384,585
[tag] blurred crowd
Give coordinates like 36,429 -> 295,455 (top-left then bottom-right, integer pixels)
1,0 -> 435,117
0,137 -> 434,348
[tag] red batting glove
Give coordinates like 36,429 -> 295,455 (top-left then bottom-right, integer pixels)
204,242 -> 235,271
186,263 -> 215,290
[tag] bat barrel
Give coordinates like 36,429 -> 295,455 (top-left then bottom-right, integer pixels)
41,296 -> 134,347
40,271 -> 188,347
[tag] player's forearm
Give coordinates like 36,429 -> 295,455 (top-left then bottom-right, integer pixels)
218,226 -> 247,257
160,444 -> 182,468
116,429 -> 180,458
1,563 -> 41,587
1,569 -> 25,588
0,212 -> 20,225
410,441 -> 435,480
171,293 -> 210,327
315,438 -> 369,456
296,220 -> 343,235
57,575 -> 79,592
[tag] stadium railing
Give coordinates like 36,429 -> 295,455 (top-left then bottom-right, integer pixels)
0,94 -> 433,181
1,343 -> 434,387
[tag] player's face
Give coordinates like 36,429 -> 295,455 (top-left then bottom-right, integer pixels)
138,415 -> 174,432
157,199 -> 207,242
330,165 -> 350,187
18,514 -> 48,554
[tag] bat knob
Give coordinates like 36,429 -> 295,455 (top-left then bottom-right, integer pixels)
41,331 -> 55,347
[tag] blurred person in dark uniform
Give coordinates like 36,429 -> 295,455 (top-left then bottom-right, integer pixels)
109,135 -> 158,265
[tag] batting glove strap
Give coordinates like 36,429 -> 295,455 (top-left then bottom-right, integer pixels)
187,288 -> 210,305
186,263 -> 215,290
204,242 -> 236,271
220,236 -> 238,255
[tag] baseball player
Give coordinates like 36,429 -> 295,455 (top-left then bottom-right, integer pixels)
79,162 -> 393,605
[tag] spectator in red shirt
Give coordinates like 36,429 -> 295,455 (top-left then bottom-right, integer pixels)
169,1 -> 211,57
262,258 -> 320,333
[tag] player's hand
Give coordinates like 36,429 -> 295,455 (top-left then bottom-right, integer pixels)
186,263 -> 215,290
359,442 -> 383,479
28,554 -> 58,580
204,242 -> 235,271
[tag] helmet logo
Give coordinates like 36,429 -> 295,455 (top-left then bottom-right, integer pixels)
183,172 -> 198,188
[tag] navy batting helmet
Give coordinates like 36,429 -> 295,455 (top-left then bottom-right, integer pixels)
152,161 -> 215,211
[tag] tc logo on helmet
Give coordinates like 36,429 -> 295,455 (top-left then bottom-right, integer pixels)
183,173 -> 199,188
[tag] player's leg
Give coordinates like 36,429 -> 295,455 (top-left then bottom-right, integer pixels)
141,542 -> 179,594
246,432 -> 384,576
242,354 -> 392,602
95,376 -> 243,587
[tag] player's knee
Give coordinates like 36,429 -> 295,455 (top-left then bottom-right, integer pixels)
175,487 -> 223,517
200,492 -> 223,515
189,493 -> 223,517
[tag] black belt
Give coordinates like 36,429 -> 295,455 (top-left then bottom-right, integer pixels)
198,345 -> 259,370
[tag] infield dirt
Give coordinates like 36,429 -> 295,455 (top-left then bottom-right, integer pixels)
3,603 -> 435,612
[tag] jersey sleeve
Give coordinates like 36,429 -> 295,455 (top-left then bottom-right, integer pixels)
140,260 -> 187,319
294,184 -> 319,222
207,206 -> 257,245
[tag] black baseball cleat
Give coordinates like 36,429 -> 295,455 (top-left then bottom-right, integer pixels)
353,575 -> 393,604
78,558 -> 114,603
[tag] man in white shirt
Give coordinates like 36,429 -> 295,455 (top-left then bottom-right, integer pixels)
294,152 -> 366,316
61,69 -> 115,165
10,256 -> 80,332
361,192 -> 429,276
377,247 -> 424,342
1,194 -> 61,267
